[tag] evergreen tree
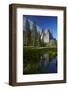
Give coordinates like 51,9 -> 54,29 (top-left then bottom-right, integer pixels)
23,30 -> 26,46
40,29 -> 44,47
31,21 -> 37,46
25,18 -> 31,46
36,32 -> 41,47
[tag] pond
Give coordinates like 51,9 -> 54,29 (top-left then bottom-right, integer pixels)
23,47 -> 57,75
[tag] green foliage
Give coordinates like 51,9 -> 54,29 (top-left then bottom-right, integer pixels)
36,32 -> 41,47
25,18 -> 31,46
23,47 -> 57,74
31,21 -> 38,46
48,39 -> 57,47
23,18 -> 57,47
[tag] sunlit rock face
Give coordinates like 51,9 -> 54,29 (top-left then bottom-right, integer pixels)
23,17 -> 54,44
41,28 -> 49,43
41,28 -> 53,43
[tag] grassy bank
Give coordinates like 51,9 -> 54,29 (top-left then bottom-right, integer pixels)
23,47 -> 57,57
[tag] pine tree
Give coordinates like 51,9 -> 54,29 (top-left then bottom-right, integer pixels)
23,30 -> 26,46
25,18 -> 31,46
31,21 -> 37,46
36,32 -> 41,47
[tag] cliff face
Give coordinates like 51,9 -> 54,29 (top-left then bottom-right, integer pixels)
40,28 -> 53,43
23,17 -> 54,46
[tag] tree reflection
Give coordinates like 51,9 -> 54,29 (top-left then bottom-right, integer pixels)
23,48 -> 57,74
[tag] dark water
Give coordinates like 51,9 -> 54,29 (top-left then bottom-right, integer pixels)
23,48 -> 57,74
39,54 -> 57,73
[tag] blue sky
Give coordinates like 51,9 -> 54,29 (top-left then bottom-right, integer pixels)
23,15 -> 57,39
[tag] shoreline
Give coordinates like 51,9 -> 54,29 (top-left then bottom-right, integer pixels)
24,46 -> 57,49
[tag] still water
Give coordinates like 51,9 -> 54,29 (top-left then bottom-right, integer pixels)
23,48 -> 57,74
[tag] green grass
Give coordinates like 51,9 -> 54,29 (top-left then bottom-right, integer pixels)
23,47 -> 57,57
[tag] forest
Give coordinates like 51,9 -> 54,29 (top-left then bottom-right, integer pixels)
23,18 -> 57,47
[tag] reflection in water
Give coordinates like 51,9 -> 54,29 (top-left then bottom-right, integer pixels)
23,48 -> 57,74
39,53 -> 57,73
40,54 -> 49,66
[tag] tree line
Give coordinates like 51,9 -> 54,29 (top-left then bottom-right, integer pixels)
23,18 -> 42,47
23,18 -> 57,47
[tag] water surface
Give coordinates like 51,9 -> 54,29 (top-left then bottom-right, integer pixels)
23,47 -> 57,74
